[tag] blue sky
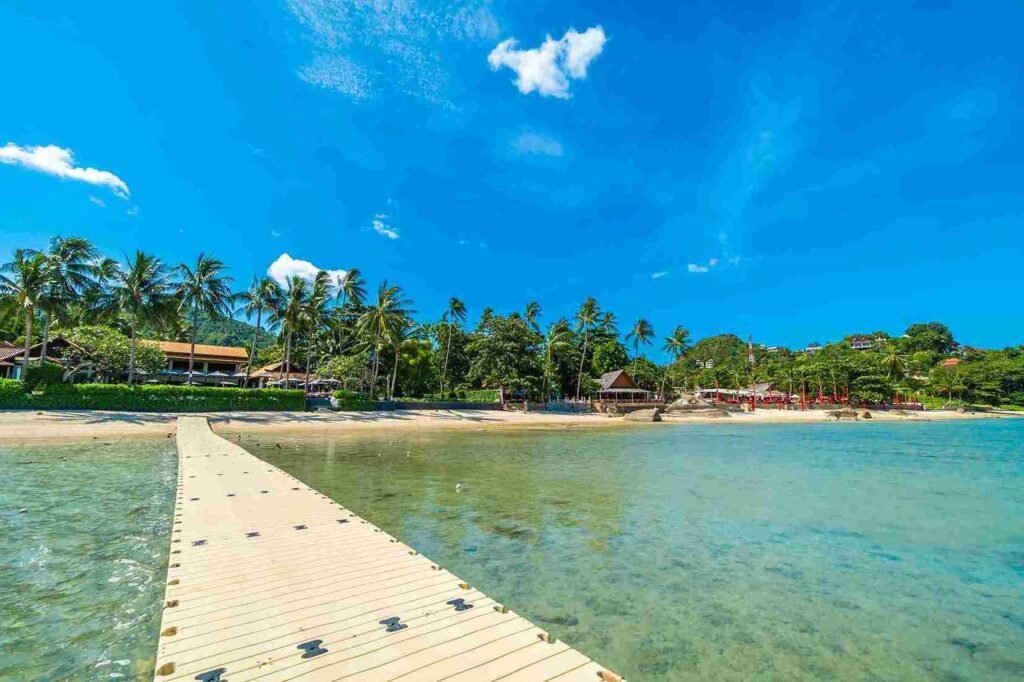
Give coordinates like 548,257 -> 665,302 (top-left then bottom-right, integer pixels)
1,0 -> 1022,355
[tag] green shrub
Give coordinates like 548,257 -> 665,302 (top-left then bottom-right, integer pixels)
464,389 -> 500,403
25,384 -> 305,412
22,361 -> 64,391
333,389 -> 370,400
0,379 -> 30,409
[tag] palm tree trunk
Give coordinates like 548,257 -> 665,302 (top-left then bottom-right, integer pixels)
284,331 -> 292,383
40,311 -> 50,366
21,306 -> 33,382
370,345 -> 380,399
128,323 -> 137,385
390,347 -> 400,400
441,324 -> 453,396
245,307 -> 261,386
575,331 -> 589,400
304,337 -> 314,389
188,308 -> 199,381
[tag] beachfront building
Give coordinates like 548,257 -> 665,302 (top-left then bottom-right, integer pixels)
696,382 -> 793,404
150,341 -> 249,386
594,370 -> 652,404
0,339 -> 72,379
249,360 -> 308,388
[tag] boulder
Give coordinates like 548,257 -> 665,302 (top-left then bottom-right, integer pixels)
827,408 -> 860,421
624,408 -> 662,422
860,410 -> 872,419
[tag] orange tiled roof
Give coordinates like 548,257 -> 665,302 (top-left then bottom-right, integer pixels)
149,340 -> 249,361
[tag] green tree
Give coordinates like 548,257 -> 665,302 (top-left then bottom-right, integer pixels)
238,277 -> 284,384
541,318 -> 572,400
574,297 -> 600,399
39,236 -> 98,362
0,249 -> 48,379
882,341 -> 907,380
590,339 -> 629,375
106,251 -> 175,384
467,313 -> 543,396
271,276 -> 309,383
356,281 -> 413,398
176,254 -> 234,380
524,301 -> 541,333
64,325 -> 167,381
337,268 -> 366,308
440,297 -> 467,396
301,271 -> 333,387
626,318 -> 655,364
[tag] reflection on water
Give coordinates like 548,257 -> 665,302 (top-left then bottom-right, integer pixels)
250,420 -> 1024,681
0,439 -> 175,681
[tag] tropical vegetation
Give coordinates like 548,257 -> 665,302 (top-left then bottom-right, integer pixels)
2,237 -> 1023,410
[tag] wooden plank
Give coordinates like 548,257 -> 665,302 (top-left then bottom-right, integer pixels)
153,417 -> 624,681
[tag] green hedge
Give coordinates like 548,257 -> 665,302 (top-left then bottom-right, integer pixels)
463,389 -> 501,403
0,381 -> 304,412
23,361 -> 64,391
0,379 -> 30,409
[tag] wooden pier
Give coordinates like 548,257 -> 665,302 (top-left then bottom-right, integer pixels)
154,417 -> 622,681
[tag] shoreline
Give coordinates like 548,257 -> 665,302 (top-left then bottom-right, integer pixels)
0,406 -> 1015,445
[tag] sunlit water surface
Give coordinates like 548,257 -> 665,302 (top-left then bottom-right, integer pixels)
0,439 -> 175,681
247,420 -> 1024,681
2,421 -> 1022,681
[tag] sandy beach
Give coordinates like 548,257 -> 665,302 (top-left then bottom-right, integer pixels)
0,406 -> 1014,444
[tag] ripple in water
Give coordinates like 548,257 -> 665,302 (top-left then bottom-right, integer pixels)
0,439 -> 176,681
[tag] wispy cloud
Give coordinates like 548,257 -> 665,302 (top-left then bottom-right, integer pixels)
687,263 -> 709,274
371,213 -> 399,240
126,206 -> 139,216
270,229 -> 282,238
651,270 -> 669,279
0,143 -> 130,198
88,195 -> 106,208
288,0 -> 499,104
267,253 -> 346,289
488,26 -> 606,98
511,131 -> 563,157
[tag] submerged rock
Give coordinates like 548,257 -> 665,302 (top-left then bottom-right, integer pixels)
624,408 -> 662,422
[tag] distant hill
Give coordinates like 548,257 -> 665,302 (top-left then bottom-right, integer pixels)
195,314 -> 277,350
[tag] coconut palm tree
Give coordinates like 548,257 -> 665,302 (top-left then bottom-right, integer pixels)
660,326 -> 690,397
38,237 -> 98,361
238,277 -> 284,384
440,296 -> 467,396
337,268 -> 366,309
387,316 -> 417,400
0,249 -> 48,379
574,297 -> 600,399
106,251 -> 174,383
175,254 -> 235,381
662,326 -> 690,362
882,342 -> 907,380
302,271 -> 333,388
542,318 -> 572,401
356,281 -> 413,399
524,301 -> 541,333
270,276 -> 309,384
626,318 -> 655,365
597,311 -> 618,336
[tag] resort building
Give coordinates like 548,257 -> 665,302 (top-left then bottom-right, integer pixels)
594,370 -> 651,402
249,360 -> 309,388
850,336 -> 874,350
149,341 -> 249,385
0,339 -> 71,379
804,343 -> 822,354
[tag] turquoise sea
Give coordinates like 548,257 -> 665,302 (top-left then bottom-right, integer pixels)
2,420 -> 1022,680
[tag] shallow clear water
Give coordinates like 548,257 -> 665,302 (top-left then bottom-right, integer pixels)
246,420 -> 1024,681
0,439 -> 176,681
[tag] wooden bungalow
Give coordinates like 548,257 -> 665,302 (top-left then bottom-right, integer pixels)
593,370 -> 658,410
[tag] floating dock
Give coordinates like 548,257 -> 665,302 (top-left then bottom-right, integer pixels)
154,417 -> 622,681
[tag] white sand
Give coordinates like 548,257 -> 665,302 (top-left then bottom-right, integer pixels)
0,406 -> 1011,444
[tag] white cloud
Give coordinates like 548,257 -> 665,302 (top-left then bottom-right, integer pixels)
371,213 -> 399,240
126,206 -> 139,216
651,270 -> 669,279
0,143 -> 130,199
88,195 -> 106,208
488,26 -> 606,98
709,258 -> 720,266
511,132 -> 563,157
267,253 -> 346,289
287,0 -> 499,105
687,264 -> 710,273
270,229 -> 282,238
